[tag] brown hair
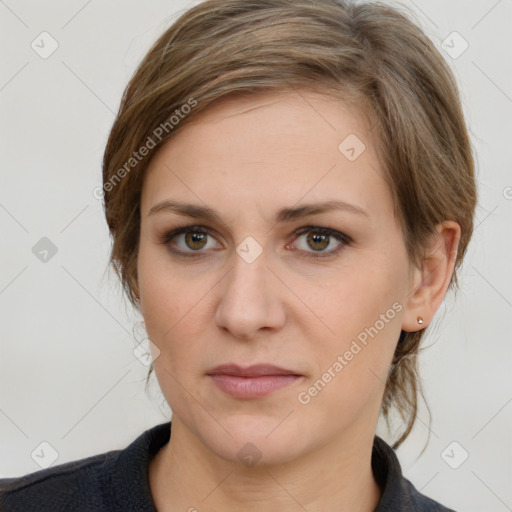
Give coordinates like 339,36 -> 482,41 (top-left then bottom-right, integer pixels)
102,0 -> 477,448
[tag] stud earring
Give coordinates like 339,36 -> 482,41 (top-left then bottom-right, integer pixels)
417,316 -> 424,325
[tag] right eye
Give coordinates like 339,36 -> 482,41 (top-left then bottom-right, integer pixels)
161,226 -> 222,257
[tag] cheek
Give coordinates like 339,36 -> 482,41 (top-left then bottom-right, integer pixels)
137,243 -> 212,372
137,244 -> 183,349
297,305 -> 403,433
137,250 -> 203,413
306,255 -> 407,400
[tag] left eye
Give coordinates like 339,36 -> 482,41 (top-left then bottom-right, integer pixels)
290,227 -> 350,258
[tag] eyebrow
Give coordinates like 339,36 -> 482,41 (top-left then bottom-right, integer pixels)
148,199 -> 368,223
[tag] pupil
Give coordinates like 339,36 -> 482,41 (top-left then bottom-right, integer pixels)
308,232 -> 328,251
186,232 -> 206,250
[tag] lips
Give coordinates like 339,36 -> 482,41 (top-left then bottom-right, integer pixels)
206,363 -> 301,377
206,363 -> 303,399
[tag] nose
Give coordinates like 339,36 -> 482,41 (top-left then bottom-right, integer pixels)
214,247 -> 286,340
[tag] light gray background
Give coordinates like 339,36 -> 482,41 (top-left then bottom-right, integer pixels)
1,1 -> 511,511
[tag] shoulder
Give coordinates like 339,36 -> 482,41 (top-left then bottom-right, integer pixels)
397,476 -> 457,512
0,421 -> 171,512
0,450 -> 120,512
372,436 -> 457,512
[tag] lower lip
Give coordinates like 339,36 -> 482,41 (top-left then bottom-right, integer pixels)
208,374 -> 302,398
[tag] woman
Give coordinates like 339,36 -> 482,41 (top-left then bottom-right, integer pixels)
0,0 -> 476,510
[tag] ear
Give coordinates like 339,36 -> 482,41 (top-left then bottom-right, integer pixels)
401,220 -> 461,332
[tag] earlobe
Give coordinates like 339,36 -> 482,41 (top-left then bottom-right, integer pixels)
401,221 -> 461,332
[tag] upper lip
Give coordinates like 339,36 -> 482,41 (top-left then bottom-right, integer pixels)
206,363 -> 301,377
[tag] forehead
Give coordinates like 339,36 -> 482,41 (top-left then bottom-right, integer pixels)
140,91 -> 392,223
151,90 -> 370,160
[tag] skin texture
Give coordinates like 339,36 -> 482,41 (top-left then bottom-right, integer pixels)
138,91 -> 460,512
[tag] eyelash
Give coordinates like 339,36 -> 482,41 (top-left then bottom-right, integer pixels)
159,224 -> 352,260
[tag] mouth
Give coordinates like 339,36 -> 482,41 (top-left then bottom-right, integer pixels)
206,363 -> 304,399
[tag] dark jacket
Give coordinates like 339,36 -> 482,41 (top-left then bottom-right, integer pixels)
0,421 -> 456,511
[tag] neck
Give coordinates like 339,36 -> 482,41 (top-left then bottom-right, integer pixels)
149,418 -> 382,512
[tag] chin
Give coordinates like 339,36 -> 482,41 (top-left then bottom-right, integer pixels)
198,414 -> 308,468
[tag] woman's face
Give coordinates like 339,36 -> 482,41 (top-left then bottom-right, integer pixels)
138,91 -> 416,465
